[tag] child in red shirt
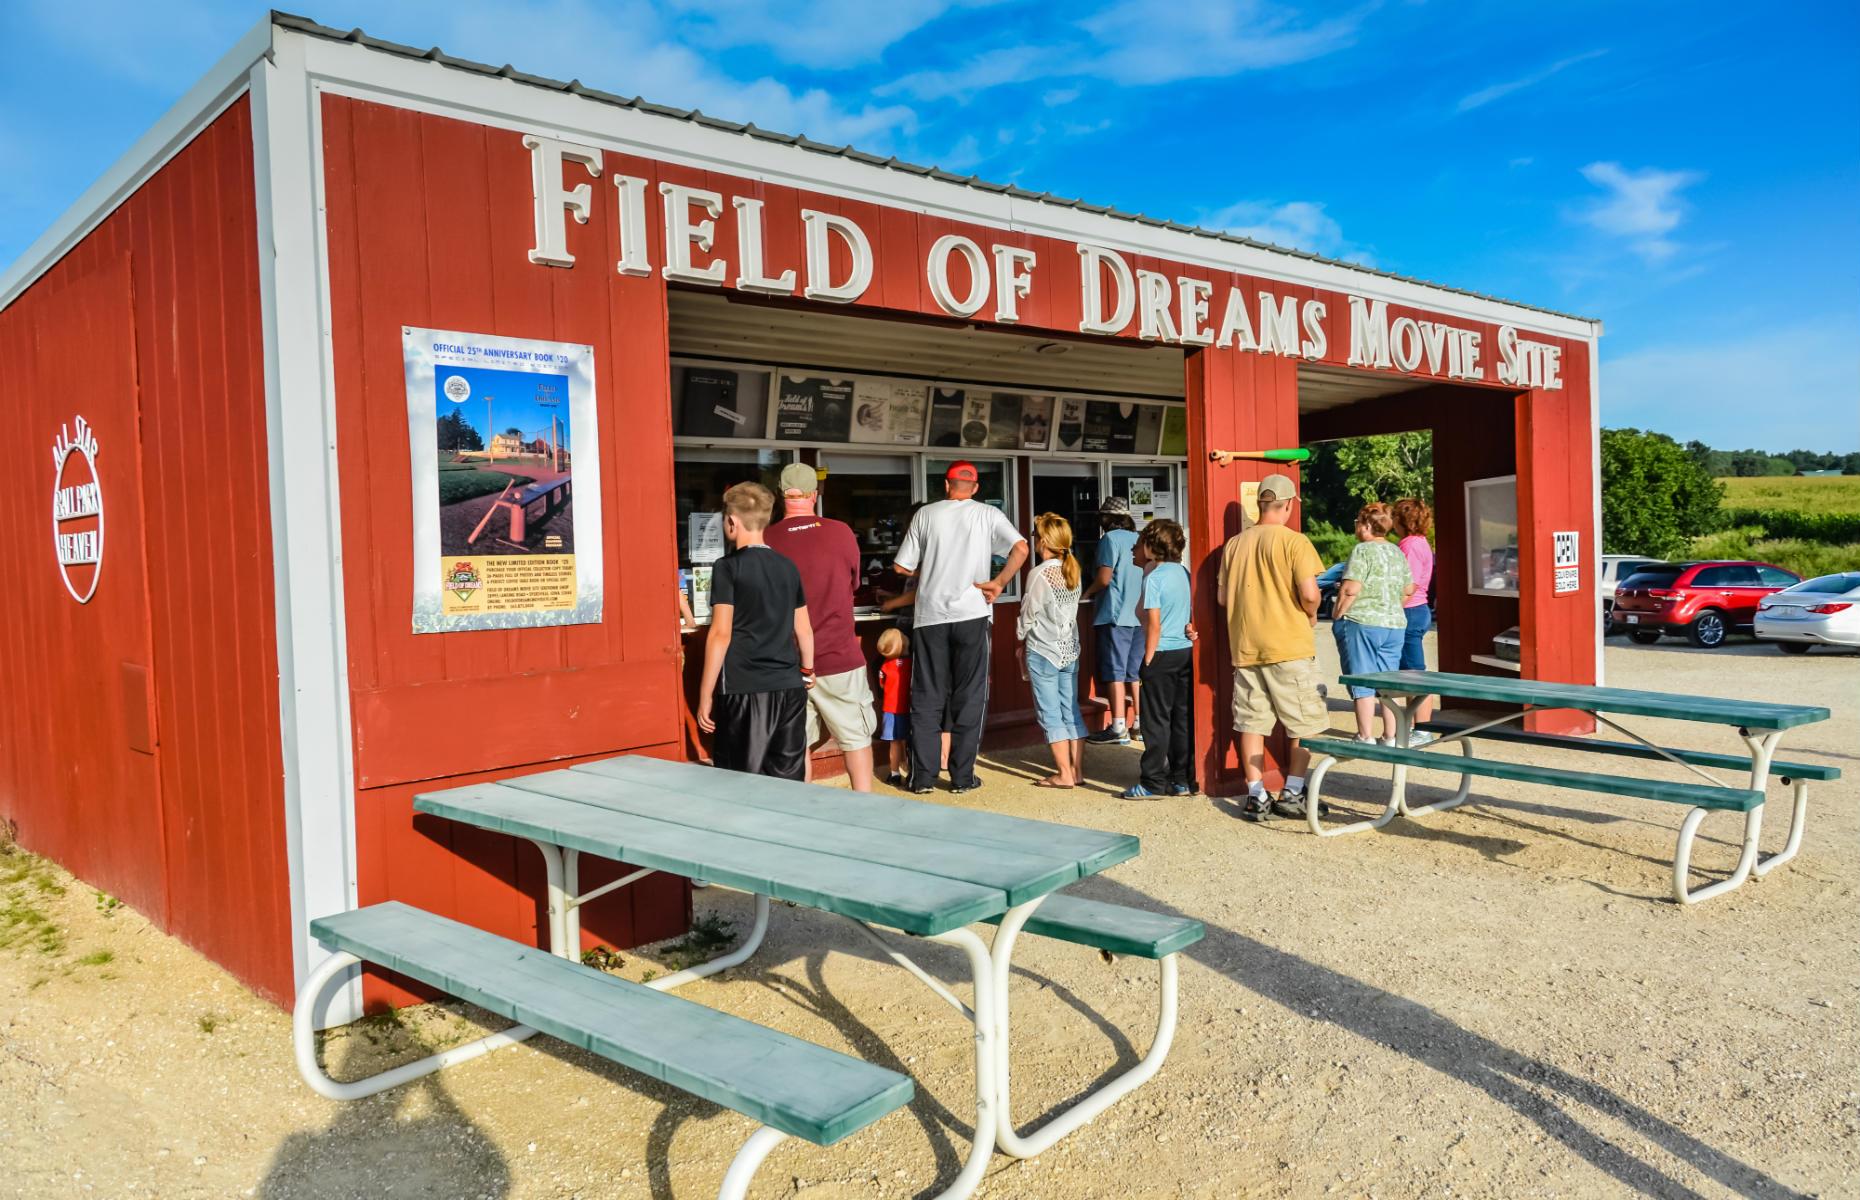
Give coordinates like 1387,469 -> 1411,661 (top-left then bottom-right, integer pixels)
875,628 -> 911,787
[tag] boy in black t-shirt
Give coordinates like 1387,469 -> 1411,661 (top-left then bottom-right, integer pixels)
696,482 -> 815,779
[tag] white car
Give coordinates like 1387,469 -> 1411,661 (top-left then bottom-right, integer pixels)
1754,571 -> 1860,653
1600,554 -> 1662,629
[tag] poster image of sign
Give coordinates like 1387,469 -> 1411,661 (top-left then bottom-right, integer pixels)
404,326 -> 603,632
687,512 -> 726,563
1054,398 -> 1086,452
850,380 -> 928,445
1158,406 -> 1188,457
961,394 -> 993,448
927,387 -> 966,446
776,374 -> 855,441
1553,530 -> 1580,595
1083,400 -> 1141,454
677,367 -> 753,438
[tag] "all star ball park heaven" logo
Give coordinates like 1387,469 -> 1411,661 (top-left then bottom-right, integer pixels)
51,416 -> 103,604
445,559 -> 483,603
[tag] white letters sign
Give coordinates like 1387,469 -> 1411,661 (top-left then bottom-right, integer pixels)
1553,530 -> 1580,595
51,416 -> 104,603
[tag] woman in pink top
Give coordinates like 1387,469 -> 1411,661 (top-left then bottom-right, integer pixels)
1393,498 -> 1437,733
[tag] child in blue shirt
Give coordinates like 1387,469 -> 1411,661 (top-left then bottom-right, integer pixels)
1124,519 -> 1196,799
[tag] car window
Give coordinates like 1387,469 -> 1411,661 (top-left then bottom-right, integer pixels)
1755,566 -> 1799,587
1622,567 -> 1682,589
1694,565 -> 1758,586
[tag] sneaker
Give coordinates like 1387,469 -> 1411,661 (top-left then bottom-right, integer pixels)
951,779 -> 984,795
911,784 -> 935,795
886,771 -> 907,787
1087,727 -> 1131,746
1173,783 -> 1197,797
1121,784 -> 1160,800
1271,790 -> 1331,820
1406,731 -> 1439,748
1240,793 -> 1273,822
1128,723 -> 1143,741
1351,734 -> 1377,744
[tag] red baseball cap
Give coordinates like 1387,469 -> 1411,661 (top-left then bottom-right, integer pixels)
945,460 -> 979,483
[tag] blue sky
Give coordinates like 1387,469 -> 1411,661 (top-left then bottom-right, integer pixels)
3,1 -> 1854,451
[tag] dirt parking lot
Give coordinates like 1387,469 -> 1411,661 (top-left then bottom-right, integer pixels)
1,637 -> 1854,1199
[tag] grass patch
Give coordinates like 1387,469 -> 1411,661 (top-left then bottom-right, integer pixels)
94,891 -> 121,917
76,948 -> 113,967
1691,527 -> 1860,578
661,912 -> 738,971
437,467 -> 535,506
580,945 -> 626,972
1719,475 -> 1860,515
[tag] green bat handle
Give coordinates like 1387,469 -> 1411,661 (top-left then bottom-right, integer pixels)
1264,448 -> 1311,462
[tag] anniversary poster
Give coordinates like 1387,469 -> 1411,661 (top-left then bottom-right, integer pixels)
776,373 -> 855,441
850,379 -> 928,445
404,326 -> 603,632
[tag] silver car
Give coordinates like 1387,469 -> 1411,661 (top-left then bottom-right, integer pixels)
1754,571 -> 1860,653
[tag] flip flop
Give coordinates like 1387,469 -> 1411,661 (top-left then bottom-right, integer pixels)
1034,778 -> 1075,789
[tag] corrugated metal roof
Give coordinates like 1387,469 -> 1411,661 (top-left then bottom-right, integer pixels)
272,9 -> 1599,328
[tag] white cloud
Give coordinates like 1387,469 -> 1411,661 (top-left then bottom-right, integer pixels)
1042,86 -> 1082,107
1079,0 -> 1366,85
879,47 -> 1046,101
1575,161 -> 1704,264
1602,322 -> 1860,450
1456,49 -> 1607,113
1201,199 -> 1371,264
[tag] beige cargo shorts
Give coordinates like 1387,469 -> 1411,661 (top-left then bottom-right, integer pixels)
806,666 -> 878,751
1231,657 -> 1329,739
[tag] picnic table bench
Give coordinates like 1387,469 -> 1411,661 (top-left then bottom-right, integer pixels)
294,754 -> 1202,1198
1299,670 -> 1834,904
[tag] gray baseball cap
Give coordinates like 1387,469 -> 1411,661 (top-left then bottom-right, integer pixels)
1100,495 -> 1132,515
1259,472 -> 1298,502
779,462 -> 821,495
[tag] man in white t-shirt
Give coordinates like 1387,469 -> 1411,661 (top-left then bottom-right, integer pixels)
893,461 -> 1029,793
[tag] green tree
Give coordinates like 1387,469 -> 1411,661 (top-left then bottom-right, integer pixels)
435,409 -> 483,452
1600,428 -> 1723,557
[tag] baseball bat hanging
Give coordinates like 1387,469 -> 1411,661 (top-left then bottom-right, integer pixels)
1207,447 -> 1311,466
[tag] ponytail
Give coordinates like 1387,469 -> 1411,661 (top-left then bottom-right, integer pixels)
1059,548 -> 1081,591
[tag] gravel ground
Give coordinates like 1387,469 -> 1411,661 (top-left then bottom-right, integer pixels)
0,636 -> 1854,1199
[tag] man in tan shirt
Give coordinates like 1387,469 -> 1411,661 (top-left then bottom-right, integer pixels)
1216,473 -> 1327,820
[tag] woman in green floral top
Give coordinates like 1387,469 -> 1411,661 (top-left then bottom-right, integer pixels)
1331,502 -> 1416,742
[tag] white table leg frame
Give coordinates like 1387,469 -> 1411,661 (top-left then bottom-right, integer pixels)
1673,730 -> 1781,905
987,904 -> 1180,1160
1305,696 -> 1480,836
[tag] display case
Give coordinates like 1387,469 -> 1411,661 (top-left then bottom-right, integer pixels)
1465,474 -> 1520,597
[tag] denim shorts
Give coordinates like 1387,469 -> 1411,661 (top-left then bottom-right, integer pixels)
1096,624 -> 1144,683
1027,651 -> 1087,743
879,711 -> 906,741
1334,619 -> 1404,699
1400,603 -> 1431,671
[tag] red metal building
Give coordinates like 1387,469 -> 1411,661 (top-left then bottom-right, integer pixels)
0,14 -> 1601,1021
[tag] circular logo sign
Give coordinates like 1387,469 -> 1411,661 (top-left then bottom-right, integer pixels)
51,416 -> 104,604
443,374 -> 471,403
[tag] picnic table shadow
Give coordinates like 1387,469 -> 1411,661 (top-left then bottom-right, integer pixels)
1065,874 -> 1808,1200
255,1052 -> 510,1199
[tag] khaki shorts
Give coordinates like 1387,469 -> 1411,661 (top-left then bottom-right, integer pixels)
806,666 -> 877,751
1232,658 -> 1329,739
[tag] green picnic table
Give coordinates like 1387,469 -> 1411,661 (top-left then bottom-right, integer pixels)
1299,670 -> 1836,904
294,755 -> 1201,1199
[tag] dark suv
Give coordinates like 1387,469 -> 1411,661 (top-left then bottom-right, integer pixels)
1611,560 -> 1801,647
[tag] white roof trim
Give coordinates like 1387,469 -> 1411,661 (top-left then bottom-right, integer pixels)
0,18 -> 274,311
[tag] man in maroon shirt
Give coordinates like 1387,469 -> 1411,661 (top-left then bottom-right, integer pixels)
764,462 -> 876,791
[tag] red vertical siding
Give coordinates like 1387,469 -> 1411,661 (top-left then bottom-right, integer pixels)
0,99 -> 293,1004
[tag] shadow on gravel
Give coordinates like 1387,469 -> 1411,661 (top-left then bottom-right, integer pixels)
1065,874 -> 1809,1200
256,1068 -> 509,1199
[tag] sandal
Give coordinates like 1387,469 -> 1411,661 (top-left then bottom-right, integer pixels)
1034,778 -> 1075,789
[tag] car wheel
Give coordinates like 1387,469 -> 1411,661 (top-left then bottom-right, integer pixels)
1776,641 -> 1811,655
1629,629 -> 1662,645
1687,609 -> 1728,648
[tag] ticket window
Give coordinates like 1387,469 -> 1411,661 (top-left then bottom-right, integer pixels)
1030,459 -> 1103,579
923,456 -> 1020,602
673,447 -> 792,618
820,451 -> 915,611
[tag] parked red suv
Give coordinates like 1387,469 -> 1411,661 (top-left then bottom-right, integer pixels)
1611,560 -> 1802,647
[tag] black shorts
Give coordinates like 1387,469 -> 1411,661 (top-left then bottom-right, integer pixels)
711,688 -> 808,780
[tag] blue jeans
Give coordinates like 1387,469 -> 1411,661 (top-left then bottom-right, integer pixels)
1027,651 -> 1087,743
1400,604 -> 1431,671
1334,619 -> 1404,699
